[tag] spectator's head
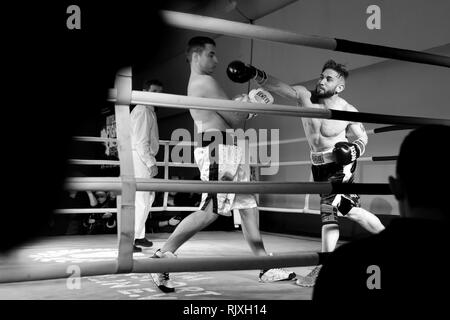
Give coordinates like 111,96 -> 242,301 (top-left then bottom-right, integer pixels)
108,191 -> 117,200
95,191 -> 108,205
389,125 -> 450,219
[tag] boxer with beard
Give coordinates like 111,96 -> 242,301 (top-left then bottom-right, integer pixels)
227,59 -> 385,287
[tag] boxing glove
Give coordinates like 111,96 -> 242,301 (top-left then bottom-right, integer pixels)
249,88 -> 274,104
231,94 -> 252,121
333,141 -> 361,165
227,60 -> 267,84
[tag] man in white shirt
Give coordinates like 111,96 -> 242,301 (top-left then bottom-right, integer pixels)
131,79 -> 162,252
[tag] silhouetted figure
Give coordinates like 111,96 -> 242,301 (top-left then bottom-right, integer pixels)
313,125 -> 450,305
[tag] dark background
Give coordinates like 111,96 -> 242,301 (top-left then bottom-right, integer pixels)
2,1 -> 184,252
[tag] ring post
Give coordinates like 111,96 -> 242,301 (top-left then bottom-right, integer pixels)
114,67 -> 135,273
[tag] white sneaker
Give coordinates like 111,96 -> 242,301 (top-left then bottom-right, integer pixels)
259,268 -> 296,282
150,249 -> 177,293
295,265 -> 322,287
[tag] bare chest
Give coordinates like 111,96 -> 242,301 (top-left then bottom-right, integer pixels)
303,118 -> 348,138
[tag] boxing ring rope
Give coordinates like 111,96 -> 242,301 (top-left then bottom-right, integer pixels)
161,10 -> 450,68
65,177 -> 391,195
72,124 -> 412,145
68,156 -> 396,167
108,90 -> 450,126
73,124 -> 411,148
0,251 -> 325,283
256,125 -> 413,147
54,208 -> 118,214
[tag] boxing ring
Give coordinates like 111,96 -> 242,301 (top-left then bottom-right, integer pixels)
1,10 -> 449,296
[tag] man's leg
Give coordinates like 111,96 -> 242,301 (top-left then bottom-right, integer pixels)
238,207 -> 267,256
239,207 -> 296,282
319,199 -> 341,253
296,201 -> 338,287
296,220 -> 335,287
151,201 -> 218,293
160,200 -> 218,253
134,191 -> 152,240
132,151 -> 153,248
346,207 -> 385,234
321,224 -> 340,252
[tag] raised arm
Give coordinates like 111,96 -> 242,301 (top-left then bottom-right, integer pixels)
226,60 -> 312,107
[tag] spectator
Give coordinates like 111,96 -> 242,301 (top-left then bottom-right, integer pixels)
53,190 -> 98,235
83,191 -> 117,235
313,125 -> 450,304
130,79 -> 163,252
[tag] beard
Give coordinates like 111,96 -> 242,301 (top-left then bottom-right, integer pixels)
315,86 -> 336,98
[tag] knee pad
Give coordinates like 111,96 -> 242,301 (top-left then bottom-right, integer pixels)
320,203 -> 339,225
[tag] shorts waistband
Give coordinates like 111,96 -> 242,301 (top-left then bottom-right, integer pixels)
310,149 -> 335,165
199,131 -> 237,148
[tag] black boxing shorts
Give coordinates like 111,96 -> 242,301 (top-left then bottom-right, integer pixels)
311,161 -> 360,225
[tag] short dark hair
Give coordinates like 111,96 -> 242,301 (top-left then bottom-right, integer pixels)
397,125 -> 450,208
322,60 -> 349,79
186,36 -> 216,63
143,79 -> 163,91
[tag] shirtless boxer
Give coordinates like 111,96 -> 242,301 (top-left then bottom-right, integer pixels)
150,37 -> 295,293
227,59 -> 385,287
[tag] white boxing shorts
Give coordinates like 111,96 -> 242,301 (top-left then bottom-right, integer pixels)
194,132 -> 257,216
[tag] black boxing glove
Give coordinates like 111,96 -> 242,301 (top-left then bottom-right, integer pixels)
333,141 -> 362,166
227,60 -> 267,84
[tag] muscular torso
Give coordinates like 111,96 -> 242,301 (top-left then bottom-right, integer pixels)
301,96 -> 350,152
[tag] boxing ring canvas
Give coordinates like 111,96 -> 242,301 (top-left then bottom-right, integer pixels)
0,231 -> 323,300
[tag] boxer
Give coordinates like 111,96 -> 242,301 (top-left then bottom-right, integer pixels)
227,59 -> 385,287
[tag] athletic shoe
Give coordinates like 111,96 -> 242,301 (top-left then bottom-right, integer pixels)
134,238 -> 153,247
150,249 -> 177,293
295,265 -> 322,287
259,268 -> 296,282
133,245 -> 142,253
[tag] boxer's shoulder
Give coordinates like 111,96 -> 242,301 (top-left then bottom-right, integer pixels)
188,75 -> 225,99
343,101 -> 358,112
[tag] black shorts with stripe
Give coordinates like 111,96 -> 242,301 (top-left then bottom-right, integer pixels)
312,161 -> 360,225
